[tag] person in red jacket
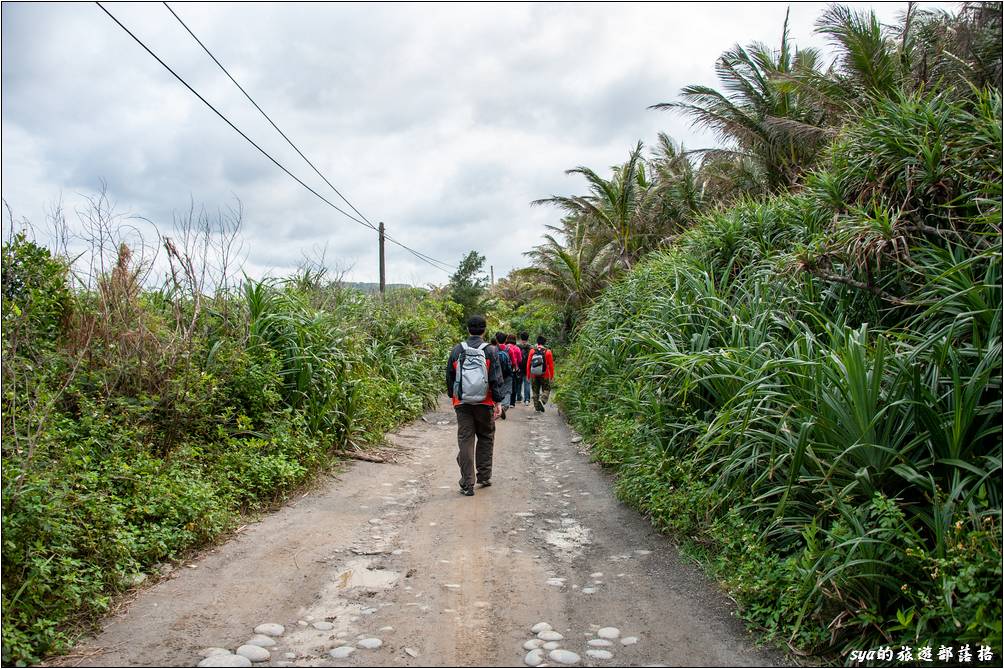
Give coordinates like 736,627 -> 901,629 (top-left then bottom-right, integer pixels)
525,335 -> 555,412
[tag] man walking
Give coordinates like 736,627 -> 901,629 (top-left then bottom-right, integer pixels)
493,332 -> 514,418
506,333 -> 523,408
526,335 -> 555,412
446,315 -> 506,496
516,332 -> 533,406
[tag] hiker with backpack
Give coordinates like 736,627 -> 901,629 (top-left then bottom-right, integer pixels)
516,332 -> 533,406
493,331 -> 513,419
506,333 -> 522,409
526,335 -> 555,412
445,315 -> 507,496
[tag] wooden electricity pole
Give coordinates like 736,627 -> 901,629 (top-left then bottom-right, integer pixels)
378,222 -> 386,296
490,265 -> 494,287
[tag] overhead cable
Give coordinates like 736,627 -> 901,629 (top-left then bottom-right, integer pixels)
161,2 -> 456,272
97,0 -> 382,238
162,2 -> 376,230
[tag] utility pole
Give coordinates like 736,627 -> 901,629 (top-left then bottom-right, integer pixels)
378,222 -> 386,296
490,265 -> 494,287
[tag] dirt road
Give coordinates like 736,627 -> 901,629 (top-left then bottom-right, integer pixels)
71,399 -> 779,667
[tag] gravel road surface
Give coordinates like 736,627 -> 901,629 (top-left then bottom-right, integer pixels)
69,398 -> 780,667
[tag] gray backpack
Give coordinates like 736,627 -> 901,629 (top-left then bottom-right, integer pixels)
529,346 -> 546,375
454,342 -> 490,403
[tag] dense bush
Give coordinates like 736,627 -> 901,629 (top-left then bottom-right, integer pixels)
1,237 -> 462,665
557,92 -> 1002,658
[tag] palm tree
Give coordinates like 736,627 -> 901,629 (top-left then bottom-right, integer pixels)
787,4 -> 1002,129
532,142 -> 650,269
642,133 -> 709,235
524,216 -> 616,311
909,1 -> 1002,92
651,10 -> 828,193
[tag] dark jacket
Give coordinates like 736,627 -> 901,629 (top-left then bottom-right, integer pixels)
445,335 -> 507,406
516,342 -> 532,377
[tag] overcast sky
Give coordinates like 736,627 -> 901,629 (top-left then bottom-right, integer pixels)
1,2 -> 950,286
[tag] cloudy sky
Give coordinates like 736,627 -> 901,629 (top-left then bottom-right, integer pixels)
2,2 -> 946,286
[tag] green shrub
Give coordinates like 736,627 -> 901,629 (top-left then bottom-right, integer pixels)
1,260 -> 460,664
1,232 -> 71,353
558,93 -> 1002,659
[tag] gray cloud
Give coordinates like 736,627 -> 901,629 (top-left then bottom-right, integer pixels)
2,2 -> 946,285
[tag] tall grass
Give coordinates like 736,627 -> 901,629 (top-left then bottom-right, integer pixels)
1,226 -> 460,665
558,92 -> 1002,656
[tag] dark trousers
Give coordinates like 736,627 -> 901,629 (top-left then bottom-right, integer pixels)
511,374 -> 524,404
455,404 -> 495,487
532,377 -> 551,410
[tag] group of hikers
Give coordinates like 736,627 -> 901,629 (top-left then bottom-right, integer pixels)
445,314 -> 555,496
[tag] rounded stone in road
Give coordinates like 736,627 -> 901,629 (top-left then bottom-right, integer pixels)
253,623 -> 285,636
245,635 -> 275,647
620,636 -> 639,645
587,639 -> 613,647
523,639 -> 544,650
597,627 -> 620,639
586,649 -> 614,660
197,654 -> 252,668
530,622 -> 552,633
358,637 -> 383,649
543,641 -> 561,650
524,648 -> 546,666
537,630 -> 564,641
199,647 -> 232,657
329,646 -> 355,659
548,649 -> 581,664
235,645 -> 270,662
312,621 -> 335,630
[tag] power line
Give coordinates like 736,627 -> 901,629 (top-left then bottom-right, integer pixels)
98,1 -> 459,273
386,235 -> 455,272
162,2 -> 375,230
160,2 -> 456,273
95,2 -> 379,234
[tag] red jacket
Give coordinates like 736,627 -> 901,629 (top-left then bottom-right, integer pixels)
507,343 -> 523,370
525,346 -> 554,380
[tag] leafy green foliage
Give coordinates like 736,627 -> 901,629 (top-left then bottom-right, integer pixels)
0,241 -> 460,665
447,250 -> 489,320
1,232 -> 70,357
557,93 -> 1002,658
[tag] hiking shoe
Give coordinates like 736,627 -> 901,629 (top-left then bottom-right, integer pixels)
501,407 -> 507,420
477,480 -> 492,488
459,485 -> 475,496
